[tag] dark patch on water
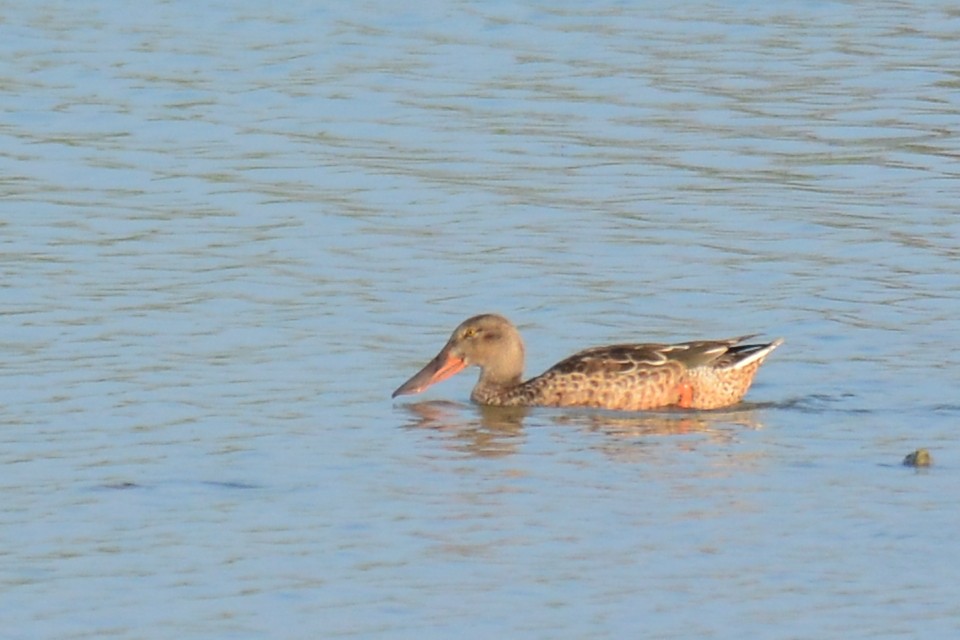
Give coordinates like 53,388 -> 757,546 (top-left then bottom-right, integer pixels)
97,481 -> 141,490
200,480 -> 259,490
91,480 -> 260,491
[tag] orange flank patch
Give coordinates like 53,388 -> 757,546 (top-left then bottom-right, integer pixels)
676,382 -> 694,408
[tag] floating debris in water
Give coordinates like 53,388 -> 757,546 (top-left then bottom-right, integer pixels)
903,449 -> 932,468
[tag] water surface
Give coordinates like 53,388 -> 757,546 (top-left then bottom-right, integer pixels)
3,1 -> 960,638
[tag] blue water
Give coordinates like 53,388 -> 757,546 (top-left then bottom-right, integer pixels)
3,1 -> 960,638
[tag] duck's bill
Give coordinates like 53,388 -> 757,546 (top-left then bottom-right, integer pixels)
392,349 -> 467,398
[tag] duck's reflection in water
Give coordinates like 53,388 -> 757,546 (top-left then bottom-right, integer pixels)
398,400 -> 767,459
399,401 -> 528,458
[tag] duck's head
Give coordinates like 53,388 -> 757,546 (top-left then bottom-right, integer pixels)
392,314 -> 525,398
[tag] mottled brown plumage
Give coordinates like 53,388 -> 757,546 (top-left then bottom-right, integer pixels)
392,314 -> 783,411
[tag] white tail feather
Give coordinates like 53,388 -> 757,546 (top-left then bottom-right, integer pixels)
729,338 -> 785,370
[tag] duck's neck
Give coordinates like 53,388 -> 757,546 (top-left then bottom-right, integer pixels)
471,374 -> 525,406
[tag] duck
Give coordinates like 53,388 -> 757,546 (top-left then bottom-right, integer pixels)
392,314 -> 782,411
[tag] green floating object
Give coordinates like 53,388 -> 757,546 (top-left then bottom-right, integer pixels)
903,449 -> 932,467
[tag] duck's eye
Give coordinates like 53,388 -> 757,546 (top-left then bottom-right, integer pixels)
462,328 -> 478,339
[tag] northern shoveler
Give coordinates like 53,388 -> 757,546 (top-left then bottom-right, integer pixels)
392,314 -> 782,411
